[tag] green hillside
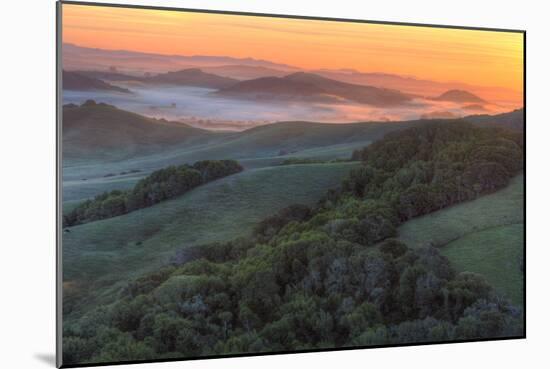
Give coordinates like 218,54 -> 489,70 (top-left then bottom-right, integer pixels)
442,224 -> 524,304
63,141 -> 370,203
397,175 -> 524,303
62,120 -> 524,365
63,162 -> 359,315
63,173 -> 142,202
62,118 -> 407,183
62,104 -> 523,185
62,101 -> 225,163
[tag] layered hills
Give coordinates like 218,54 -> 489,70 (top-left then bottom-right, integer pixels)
215,72 -> 412,106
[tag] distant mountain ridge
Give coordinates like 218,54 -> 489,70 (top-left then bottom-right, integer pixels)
201,65 -> 291,80
63,70 -> 131,93
433,89 -> 487,103
73,70 -> 143,82
63,101 -> 523,166
75,68 -> 238,89
463,108 -> 524,131
63,43 -> 299,73
216,71 -> 412,107
63,43 -> 521,106
144,68 -> 238,88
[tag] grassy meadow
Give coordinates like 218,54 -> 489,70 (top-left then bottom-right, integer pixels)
442,223 -> 524,304
63,162 -> 359,317
61,103 -> 525,365
397,175 -> 524,304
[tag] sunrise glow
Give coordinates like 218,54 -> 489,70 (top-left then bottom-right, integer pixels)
62,3 -> 524,96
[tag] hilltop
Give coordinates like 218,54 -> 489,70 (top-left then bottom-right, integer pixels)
62,100 -> 226,161
216,71 -> 411,106
63,70 -> 131,93
433,89 -> 486,103
144,68 -> 239,88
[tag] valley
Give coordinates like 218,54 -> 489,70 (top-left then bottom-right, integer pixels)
63,161 -> 360,316
57,9 -> 525,365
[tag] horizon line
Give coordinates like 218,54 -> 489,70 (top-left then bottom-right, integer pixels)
63,42 -> 522,93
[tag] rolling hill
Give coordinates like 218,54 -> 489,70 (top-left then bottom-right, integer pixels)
63,43 -> 522,106
61,114 -> 412,184
144,68 -> 239,88
62,139 -> 372,203
465,108 -> 524,131
214,76 -> 326,100
311,69 -> 522,104
204,119 -> 411,157
442,224 -> 524,305
63,43 -> 299,74
433,89 -> 487,103
201,64 -> 292,80
62,70 -> 131,93
285,72 -> 412,106
63,162 -> 360,316
73,68 -> 239,88
62,104 -> 524,186
62,100 -> 228,161
397,175 -> 524,304
73,70 -> 143,82
215,72 -> 412,106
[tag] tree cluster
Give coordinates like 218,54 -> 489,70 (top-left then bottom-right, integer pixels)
348,121 -> 523,221
64,160 -> 243,226
63,122 -> 524,364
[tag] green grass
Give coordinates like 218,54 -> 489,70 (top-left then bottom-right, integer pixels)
62,141 -> 368,203
279,141 -> 372,160
398,175 -> 523,248
63,162 -> 359,316
441,224 -> 524,305
397,174 -> 524,305
63,174 -> 142,202
62,118 -> 409,183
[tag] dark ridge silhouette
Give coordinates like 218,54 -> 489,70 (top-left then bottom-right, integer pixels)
464,108 -> 524,131
62,70 -> 132,93
215,71 -> 411,106
433,89 -> 486,103
73,70 -> 142,82
144,68 -> 239,88
74,68 -> 239,89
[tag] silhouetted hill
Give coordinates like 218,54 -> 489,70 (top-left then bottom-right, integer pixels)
216,76 -> 325,98
420,111 -> 459,120
62,100 -> 225,161
63,102 -> 523,166
63,70 -> 131,93
144,68 -> 239,88
74,70 -> 142,82
465,108 -> 524,131
63,43 -> 300,72
288,72 -> 412,105
216,72 -> 411,106
201,65 -> 291,80
77,68 -> 240,89
433,89 -> 486,103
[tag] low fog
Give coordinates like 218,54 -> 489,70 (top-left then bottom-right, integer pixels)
63,84 -> 519,132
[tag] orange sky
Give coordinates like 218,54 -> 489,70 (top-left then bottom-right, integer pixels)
62,3 -> 524,93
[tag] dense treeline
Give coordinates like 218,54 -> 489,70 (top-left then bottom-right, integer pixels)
64,160 -> 243,226
348,121 -> 523,221
63,122 -> 524,364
